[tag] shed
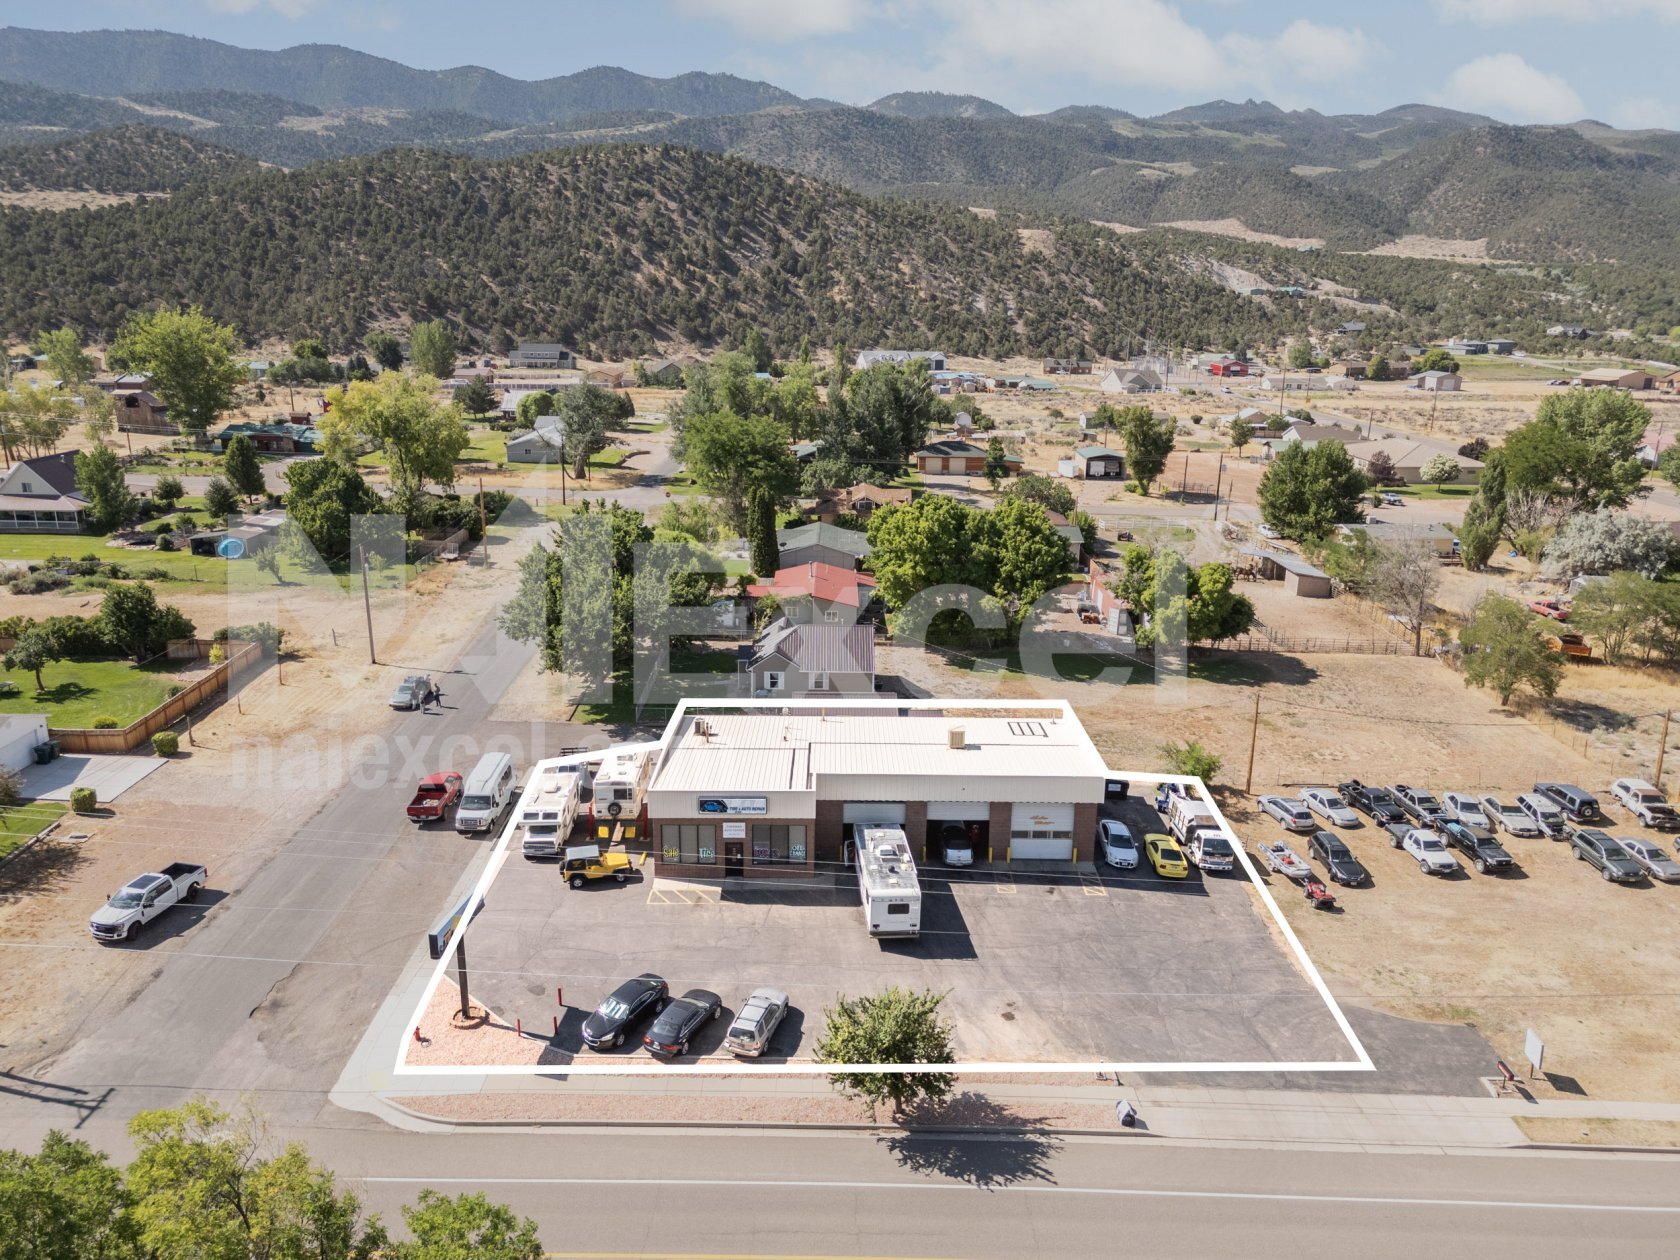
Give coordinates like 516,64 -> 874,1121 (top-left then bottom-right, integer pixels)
1241,548 -> 1332,599
0,714 -> 49,773
1075,445 -> 1125,478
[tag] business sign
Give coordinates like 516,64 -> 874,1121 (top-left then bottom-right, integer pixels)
1524,1028 -> 1545,1076
721,821 -> 747,839
426,895 -> 483,960
698,796 -> 768,815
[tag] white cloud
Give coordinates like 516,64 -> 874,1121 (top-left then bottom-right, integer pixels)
206,0 -> 325,16
671,0 -> 884,40
1436,53 -> 1585,123
1434,0 -> 1680,22
1608,95 -> 1680,129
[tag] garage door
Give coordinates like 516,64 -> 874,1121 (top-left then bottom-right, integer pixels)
1009,803 -> 1075,860
928,801 -> 989,822
843,802 -> 906,825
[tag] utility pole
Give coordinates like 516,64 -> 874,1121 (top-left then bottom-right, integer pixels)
477,474 -> 490,567
1244,691 -> 1260,794
1657,710 -> 1672,788
1212,452 -> 1224,519
359,546 -> 376,665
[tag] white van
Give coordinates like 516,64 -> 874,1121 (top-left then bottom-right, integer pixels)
456,752 -> 516,834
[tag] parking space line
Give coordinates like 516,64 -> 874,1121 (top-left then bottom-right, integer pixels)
645,886 -> 716,906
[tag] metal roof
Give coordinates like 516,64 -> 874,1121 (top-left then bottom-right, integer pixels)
775,522 -> 873,557
1240,548 -> 1329,580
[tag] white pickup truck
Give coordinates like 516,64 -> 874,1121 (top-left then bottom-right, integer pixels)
1164,794 -> 1235,873
89,863 -> 206,943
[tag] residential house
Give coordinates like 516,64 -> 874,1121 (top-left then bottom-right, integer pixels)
1547,324 -> 1590,339
1259,375 -> 1313,392
508,342 -> 577,370
1216,406 -> 1271,432
113,390 -> 174,434
640,358 -> 688,386
1042,357 -> 1094,374
1275,285 -> 1308,297
247,361 -> 271,381
1445,338 -> 1487,355
1346,437 -> 1483,485
856,349 -> 946,371
806,483 -> 912,523
1574,367 -> 1653,390
745,561 -> 877,623
791,441 -> 821,464
1273,421 -> 1364,452
92,372 -> 153,393
1043,510 -> 1087,563
914,439 -> 1022,477
1207,358 -> 1249,377
1017,377 -> 1057,392
214,421 -> 320,454
505,429 -> 563,463
586,368 -> 631,388
1325,376 -> 1361,392
1656,370 -> 1680,395
499,388 -> 551,417
0,451 -> 89,533
1337,321 -> 1367,335
1097,367 -> 1163,394
1075,445 -> 1125,478
747,618 -> 876,697
776,522 -> 873,572
1341,519 -> 1457,559
1327,359 -> 1367,380
1412,369 -> 1462,393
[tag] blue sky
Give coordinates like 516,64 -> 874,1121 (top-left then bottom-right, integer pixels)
30,0 -> 1680,127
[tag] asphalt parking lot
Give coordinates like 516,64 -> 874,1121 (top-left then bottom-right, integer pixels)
459,793 -> 1358,1067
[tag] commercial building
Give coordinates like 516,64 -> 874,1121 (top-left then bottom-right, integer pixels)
641,708 -> 1109,880
509,342 -> 577,370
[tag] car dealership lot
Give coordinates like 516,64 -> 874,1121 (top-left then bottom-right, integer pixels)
455,796 -> 1357,1069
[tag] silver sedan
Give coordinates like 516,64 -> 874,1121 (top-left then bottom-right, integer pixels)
1301,787 -> 1358,828
1618,838 -> 1680,882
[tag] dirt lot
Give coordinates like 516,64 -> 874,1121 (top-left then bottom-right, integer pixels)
882,637 -> 1680,1102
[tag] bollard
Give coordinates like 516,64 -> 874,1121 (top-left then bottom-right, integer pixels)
412,1026 -> 422,1043
516,1018 -> 522,1039
553,1015 -> 559,1037
557,986 -> 563,1008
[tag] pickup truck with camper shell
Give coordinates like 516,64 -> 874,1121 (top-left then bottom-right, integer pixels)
1164,794 -> 1235,872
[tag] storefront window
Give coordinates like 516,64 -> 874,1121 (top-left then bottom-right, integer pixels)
661,823 -> 716,864
750,824 -> 805,863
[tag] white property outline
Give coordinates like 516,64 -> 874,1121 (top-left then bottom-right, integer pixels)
394,697 -> 1374,1077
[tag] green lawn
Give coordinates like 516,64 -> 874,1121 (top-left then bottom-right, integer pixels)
0,534 -> 231,585
0,657 -> 187,728
0,801 -> 68,861
1383,484 -> 1477,500
458,431 -> 505,464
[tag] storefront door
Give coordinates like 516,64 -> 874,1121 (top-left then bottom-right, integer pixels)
724,842 -> 744,878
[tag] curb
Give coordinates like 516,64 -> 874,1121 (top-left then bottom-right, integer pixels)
1519,1142 -> 1680,1155
379,1097 -> 1154,1139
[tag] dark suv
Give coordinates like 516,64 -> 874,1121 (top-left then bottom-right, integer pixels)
1536,782 -> 1601,823
1569,829 -> 1641,883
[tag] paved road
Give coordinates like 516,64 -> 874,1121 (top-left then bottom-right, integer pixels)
323,1127 -> 1680,1258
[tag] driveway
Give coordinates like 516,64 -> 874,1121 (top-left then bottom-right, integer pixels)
21,753 -> 167,803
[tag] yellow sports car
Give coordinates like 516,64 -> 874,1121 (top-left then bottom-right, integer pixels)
1144,833 -> 1189,879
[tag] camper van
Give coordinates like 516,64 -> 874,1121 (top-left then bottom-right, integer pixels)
519,764 -> 584,859
455,752 -> 516,835
855,824 -> 922,938
588,748 -> 650,842
1163,793 -> 1236,873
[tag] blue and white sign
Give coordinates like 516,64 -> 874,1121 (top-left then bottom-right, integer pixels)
698,796 -> 767,815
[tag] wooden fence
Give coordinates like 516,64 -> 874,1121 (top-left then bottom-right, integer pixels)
1224,634 -> 1408,656
50,638 -> 265,754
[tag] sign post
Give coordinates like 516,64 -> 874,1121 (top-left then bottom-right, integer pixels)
427,894 -> 484,1020
1524,1028 -> 1545,1080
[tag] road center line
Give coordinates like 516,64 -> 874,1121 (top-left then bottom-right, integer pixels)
361,1175 -> 1680,1213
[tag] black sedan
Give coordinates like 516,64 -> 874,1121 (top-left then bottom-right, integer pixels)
1338,780 -> 1407,826
644,988 -> 723,1058
581,973 -> 667,1050
1439,820 -> 1515,874
1569,829 -> 1643,884
1307,830 -> 1369,886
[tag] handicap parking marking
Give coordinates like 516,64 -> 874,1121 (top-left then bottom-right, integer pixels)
646,885 -> 716,906
995,872 -> 1017,895
1081,875 -> 1108,896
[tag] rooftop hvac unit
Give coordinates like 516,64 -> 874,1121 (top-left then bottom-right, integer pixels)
948,726 -> 965,750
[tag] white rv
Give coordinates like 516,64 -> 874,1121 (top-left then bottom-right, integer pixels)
519,765 -> 583,859
1163,793 -> 1236,873
855,824 -> 922,938
588,748 -> 650,842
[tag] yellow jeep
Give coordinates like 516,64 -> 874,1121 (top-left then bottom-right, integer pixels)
563,846 -> 632,889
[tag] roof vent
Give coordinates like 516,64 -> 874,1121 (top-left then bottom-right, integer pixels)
948,726 -> 966,750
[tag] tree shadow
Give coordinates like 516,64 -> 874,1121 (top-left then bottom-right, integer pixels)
0,833 -> 89,906
881,1094 -> 1063,1189
1544,699 -> 1638,735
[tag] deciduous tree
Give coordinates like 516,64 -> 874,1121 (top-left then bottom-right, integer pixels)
204,476 -> 239,520
1118,406 -> 1174,495
1499,389 -> 1650,510
223,433 -> 267,501
1256,441 -> 1368,540
1459,594 -> 1564,706
110,306 -> 245,434
681,410 -> 798,532
320,373 -> 468,514
1419,453 -> 1461,489
4,625 -> 62,692
407,320 -> 456,380
391,1191 -> 541,1260
457,377 -> 497,420
1372,538 -> 1440,656
35,327 -> 96,387
1227,416 -> 1253,454
365,331 -> 403,372
0,1130 -> 139,1260
815,987 -> 956,1119
74,444 -> 134,532
1539,508 -> 1677,580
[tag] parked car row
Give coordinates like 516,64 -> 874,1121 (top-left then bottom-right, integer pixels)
1259,776 -> 1680,888
581,974 -> 792,1059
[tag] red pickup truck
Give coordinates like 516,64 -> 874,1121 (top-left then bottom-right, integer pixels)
406,771 -> 463,824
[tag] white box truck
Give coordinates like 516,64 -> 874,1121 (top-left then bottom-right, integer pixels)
855,824 -> 921,938
1164,794 -> 1236,873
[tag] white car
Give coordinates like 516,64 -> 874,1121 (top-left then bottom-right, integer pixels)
1441,792 -> 1490,829
1617,838 -> 1680,882
1098,818 -> 1139,869
1257,795 -> 1315,832
1516,792 -> 1567,836
1300,787 -> 1358,829
1400,828 -> 1461,875
1609,778 -> 1680,830
1257,523 -> 1282,540
1478,794 -> 1541,838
